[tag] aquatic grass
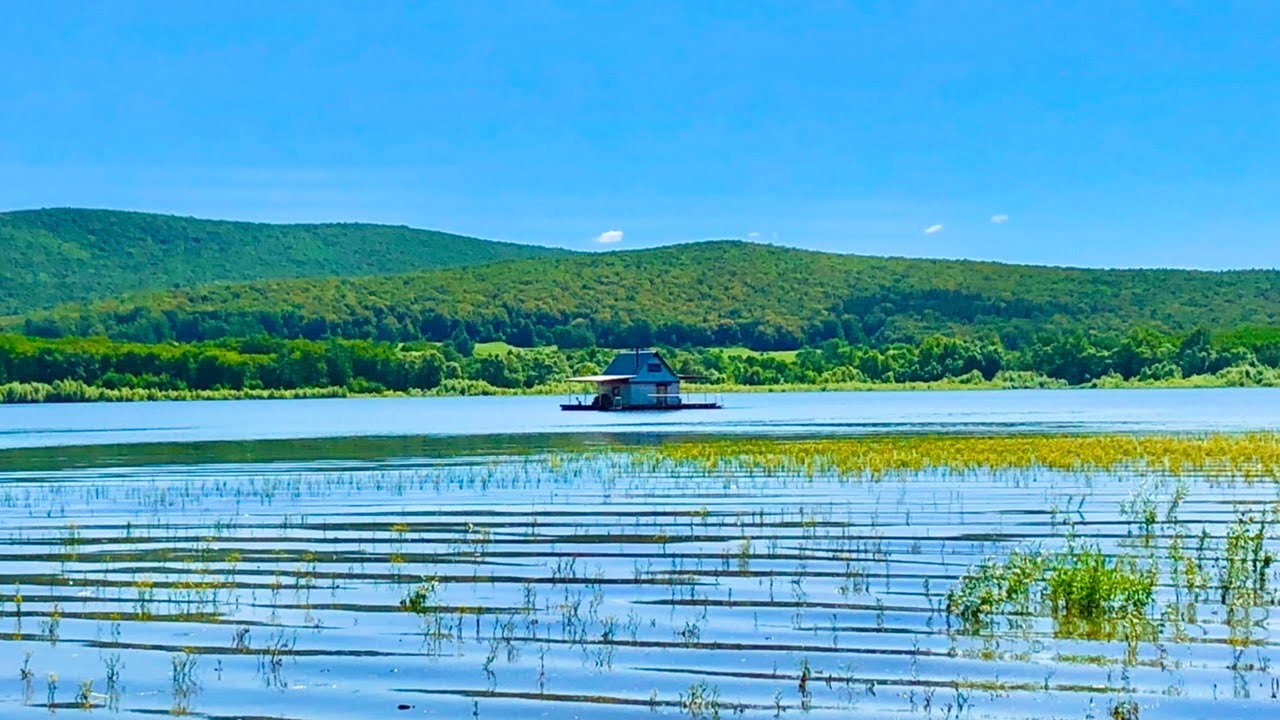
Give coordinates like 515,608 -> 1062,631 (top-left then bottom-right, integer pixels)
946,550 -> 1045,630
170,650 -> 198,715
75,678 -> 93,709
679,680 -> 722,719
5,431 -> 1280,718
19,651 -> 33,704
1044,545 -> 1155,639
102,653 -> 122,710
949,543 -> 1156,641
401,576 -> 442,617
1109,698 -> 1140,720
1220,513 -> 1275,608
629,432 -> 1280,480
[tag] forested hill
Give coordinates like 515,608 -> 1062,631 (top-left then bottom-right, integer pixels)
0,208 -> 568,315
20,240 -> 1280,350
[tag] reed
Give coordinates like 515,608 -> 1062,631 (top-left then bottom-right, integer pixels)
1220,513 -> 1275,607
680,680 -> 722,719
170,651 -> 198,716
631,432 -> 1280,480
1044,545 -> 1155,637
948,543 -> 1156,640
6,427 -> 1280,717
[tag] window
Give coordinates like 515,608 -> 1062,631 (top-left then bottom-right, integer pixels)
647,362 -> 662,372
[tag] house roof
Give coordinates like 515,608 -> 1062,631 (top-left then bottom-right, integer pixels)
602,350 -> 672,376
566,374 -> 635,383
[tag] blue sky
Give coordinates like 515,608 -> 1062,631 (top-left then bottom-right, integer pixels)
2,1 -> 1278,268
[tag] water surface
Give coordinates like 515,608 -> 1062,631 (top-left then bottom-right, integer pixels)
2,390 -> 1279,718
3,388 -> 1279,450
1,440 -> 1277,718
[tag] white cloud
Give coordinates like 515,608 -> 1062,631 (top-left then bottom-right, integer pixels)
593,229 -> 624,244
923,223 -> 943,235
990,214 -> 1009,224
747,231 -> 761,239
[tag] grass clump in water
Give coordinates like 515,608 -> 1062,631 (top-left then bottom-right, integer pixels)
1044,546 -> 1155,639
946,550 -> 1044,630
1220,513 -> 1274,608
680,680 -> 722,719
949,543 -> 1155,641
399,576 -> 442,616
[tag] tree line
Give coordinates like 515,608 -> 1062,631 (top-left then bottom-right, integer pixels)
3,327 -> 1279,401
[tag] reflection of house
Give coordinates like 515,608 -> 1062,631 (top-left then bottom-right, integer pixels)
562,349 -> 720,411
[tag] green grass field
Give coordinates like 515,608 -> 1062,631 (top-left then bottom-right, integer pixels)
472,340 -> 529,356
472,341 -> 797,361
715,346 -> 800,361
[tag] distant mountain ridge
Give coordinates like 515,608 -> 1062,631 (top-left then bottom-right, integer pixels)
0,208 -> 569,315
19,237 -> 1280,349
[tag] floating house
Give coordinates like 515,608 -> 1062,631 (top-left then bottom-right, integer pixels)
562,349 -> 721,411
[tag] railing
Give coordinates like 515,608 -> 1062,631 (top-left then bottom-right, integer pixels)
663,391 -> 723,407
562,391 -> 723,409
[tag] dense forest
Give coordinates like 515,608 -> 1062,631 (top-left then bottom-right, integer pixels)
7,207 -> 1280,403
18,241 -> 1280,350
4,327 -> 1280,402
0,208 -> 567,314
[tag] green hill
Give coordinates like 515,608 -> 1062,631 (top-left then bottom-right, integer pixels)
0,208 -> 568,315
19,240 -> 1280,349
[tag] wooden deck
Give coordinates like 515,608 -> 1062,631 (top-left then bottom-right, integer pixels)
560,402 -> 721,412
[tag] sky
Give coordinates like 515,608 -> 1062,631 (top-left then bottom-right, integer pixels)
1,1 -> 1278,268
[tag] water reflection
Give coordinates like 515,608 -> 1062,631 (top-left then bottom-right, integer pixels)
2,387 -> 1279,451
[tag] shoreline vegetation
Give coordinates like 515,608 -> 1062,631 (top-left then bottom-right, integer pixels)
3,329 -> 1280,404
3,368 -> 1279,404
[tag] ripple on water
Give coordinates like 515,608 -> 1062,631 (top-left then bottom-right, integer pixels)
0,437 -> 1278,718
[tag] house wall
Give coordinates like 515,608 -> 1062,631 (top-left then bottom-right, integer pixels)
623,380 -> 681,407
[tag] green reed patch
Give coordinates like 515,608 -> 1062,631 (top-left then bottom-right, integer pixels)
1221,513 -> 1275,607
399,576 -> 442,616
632,432 -> 1280,481
946,550 -> 1045,629
949,544 -> 1156,640
1044,547 -> 1155,638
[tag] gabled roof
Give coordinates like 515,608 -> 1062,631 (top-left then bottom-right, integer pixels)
603,349 -> 674,377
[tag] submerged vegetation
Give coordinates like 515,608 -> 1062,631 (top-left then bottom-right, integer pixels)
946,544 -> 1157,640
4,430 -> 1280,716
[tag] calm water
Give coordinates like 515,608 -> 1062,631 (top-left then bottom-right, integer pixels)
3,388 -> 1280,450
1,389 -> 1279,718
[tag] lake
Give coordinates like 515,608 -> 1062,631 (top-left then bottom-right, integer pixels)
2,389 -> 1280,718
3,388 -> 1280,450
